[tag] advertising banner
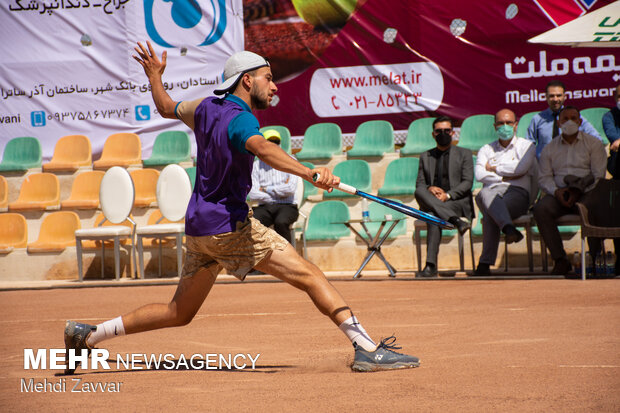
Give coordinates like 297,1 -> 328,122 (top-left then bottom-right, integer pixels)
248,0 -> 618,135
0,0 -> 243,160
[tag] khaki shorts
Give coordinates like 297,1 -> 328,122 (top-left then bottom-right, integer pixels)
182,215 -> 288,280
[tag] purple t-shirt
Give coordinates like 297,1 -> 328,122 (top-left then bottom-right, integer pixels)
184,95 -> 260,236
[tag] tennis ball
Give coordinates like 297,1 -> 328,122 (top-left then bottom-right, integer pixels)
292,0 -> 357,28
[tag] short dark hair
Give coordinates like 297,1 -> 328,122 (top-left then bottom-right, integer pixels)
432,116 -> 453,129
559,105 -> 580,117
546,80 -> 566,94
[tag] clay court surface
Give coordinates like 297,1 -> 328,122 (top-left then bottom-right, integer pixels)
0,277 -> 618,412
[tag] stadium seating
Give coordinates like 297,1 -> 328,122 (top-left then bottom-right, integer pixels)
93,133 -> 142,170
299,161 -> 318,199
142,131 -> 192,166
347,120 -> 394,157
8,172 -> 60,211
42,134 -> 92,172
0,137 -> 42,171
296,123 -> 342,160
304,201 -> 350,241
365,203 -> 407,239
130,168 -> 159,207
61,170 -> 105,210
0,213 -> 28,253
260,125 -> 292,154
0,175 -> 7,211
75,166 -> 136,280
400,117 -> 436,156
185,166 -> 196,189
581,107 -> 608,141
377,157 -> 419,196
136,164 -> 192,278
27,211 -> 81,253
323,160 -> 371,199
516,111 -> 537,138
458,114 -> 495,152
471,155 -> 483,190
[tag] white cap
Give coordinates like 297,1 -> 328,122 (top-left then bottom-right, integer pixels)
213,51 -> 270,95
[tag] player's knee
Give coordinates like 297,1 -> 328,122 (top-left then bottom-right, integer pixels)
168,305 -> 196,327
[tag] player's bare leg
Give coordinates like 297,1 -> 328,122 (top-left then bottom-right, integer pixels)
63,266 -> 218,374
254,244 -> 420,371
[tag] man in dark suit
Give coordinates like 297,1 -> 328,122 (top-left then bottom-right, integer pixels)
414,116 -> 474,277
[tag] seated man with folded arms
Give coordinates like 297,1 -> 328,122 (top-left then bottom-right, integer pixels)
473,109 -> 536,276
533,106 -> 607,276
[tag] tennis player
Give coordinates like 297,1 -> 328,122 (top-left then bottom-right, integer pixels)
64,41 -> 419,373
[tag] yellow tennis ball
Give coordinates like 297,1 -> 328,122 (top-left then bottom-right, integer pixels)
292,0 -> 357,27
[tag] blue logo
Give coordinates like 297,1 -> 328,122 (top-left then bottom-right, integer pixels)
30,111 -> 46,127
135,105 -> 151,121
579,0 -> 597,9
144,0 -> 227,48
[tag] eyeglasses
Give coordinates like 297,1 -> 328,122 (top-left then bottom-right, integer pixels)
433,128 -> 452,134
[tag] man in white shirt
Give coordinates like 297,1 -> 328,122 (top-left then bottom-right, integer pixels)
533,106 -> 607,276
474,109 -> 536,276
248,129 -> 299,243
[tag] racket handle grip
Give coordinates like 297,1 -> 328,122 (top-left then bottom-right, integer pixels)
312,173 -> 356,195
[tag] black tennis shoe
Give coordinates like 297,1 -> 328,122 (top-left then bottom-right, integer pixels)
63,320 -> 96,375
351,335 -> 420,372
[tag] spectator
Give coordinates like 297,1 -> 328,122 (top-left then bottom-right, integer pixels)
602,85 -> 620,179
474,109 -> 536,276
414,116 -> 474,277
533,106 -> 607,276
527,80 -> 602,158
248,129 -> 299,243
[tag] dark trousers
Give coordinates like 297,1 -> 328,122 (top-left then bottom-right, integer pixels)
252,203 -> 299,243
415,189 -> 468,266
533,192 -> 599,261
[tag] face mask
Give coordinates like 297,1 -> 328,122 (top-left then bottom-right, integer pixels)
435,131 -> 452,146
560,119 -> 579,136
496,124 -> 514,141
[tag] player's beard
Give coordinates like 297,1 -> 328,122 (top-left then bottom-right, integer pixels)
250,83 -> 270,109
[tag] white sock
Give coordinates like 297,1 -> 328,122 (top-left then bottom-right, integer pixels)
86,316 -> 125,347
338,316 -> 376,352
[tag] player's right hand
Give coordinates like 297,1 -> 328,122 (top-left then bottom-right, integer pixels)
132,41 -> 167,79
310,167 -> 340,192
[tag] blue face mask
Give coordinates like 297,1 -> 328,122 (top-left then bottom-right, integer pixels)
496,124 -> 514,141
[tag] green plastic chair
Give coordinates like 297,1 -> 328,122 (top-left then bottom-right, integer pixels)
378,157 -> 419,196
143,131 -> 191,166
185,166 -> 196,190
323,160 -> 371,199
458,114 -> 495,152
300,161 -> 318,199
305,201 -> 350,241
581,107 -> 608,142
400,117 -> 436,156
471,155 -> 483,190
0,137 -> 42,171
347,120 -> 394,157
365,202 -> 406,239
260,125 -> 291,154
516,111 -> 537,138
296,123 -> 342,160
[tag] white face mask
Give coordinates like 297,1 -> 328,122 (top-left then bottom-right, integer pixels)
560,119 -> 579,136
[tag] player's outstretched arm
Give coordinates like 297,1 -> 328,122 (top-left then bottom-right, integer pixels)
246,135 -> 339,191
132,40 -> 177,119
